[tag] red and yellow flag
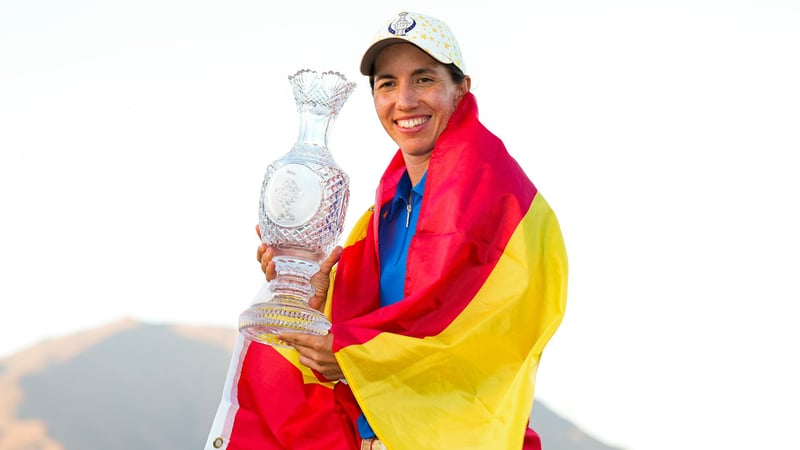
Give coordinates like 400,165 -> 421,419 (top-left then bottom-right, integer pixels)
205,93 -> 567,450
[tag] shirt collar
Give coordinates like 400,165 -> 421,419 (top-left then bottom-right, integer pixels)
413,171 -> 428,197
385,171 -> 427,220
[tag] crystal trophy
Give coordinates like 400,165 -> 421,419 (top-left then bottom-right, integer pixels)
239,69 -> 355,346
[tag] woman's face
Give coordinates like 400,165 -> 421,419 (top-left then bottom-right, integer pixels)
372,43 -> 469,161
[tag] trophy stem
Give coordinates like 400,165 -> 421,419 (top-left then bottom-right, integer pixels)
269,254 -> 319,299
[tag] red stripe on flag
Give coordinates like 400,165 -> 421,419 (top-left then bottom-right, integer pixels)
228,343 -> 358,449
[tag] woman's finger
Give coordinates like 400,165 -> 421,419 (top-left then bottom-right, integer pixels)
319,246 -> 343,275
260,246 -> 274,276
256,243 -> 267,263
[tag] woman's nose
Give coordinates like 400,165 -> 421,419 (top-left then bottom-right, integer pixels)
395,84 -> 417,110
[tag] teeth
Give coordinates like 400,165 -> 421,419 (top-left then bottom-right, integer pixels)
397,117 -> 427,128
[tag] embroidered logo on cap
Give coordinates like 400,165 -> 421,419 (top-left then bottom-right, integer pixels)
388,12 -> 416,36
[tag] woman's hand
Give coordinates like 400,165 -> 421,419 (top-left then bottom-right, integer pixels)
279,332 -> 343,381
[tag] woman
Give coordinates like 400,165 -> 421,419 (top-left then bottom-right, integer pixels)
206,11 -> 567,450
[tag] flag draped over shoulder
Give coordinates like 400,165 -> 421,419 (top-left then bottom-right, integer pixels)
329,93 -> 568,449
204,93 -> 567,450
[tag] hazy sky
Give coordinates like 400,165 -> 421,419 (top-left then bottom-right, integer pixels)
2,1 -> 798,449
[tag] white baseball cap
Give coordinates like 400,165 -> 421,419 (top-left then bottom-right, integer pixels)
359,11 -> 466,76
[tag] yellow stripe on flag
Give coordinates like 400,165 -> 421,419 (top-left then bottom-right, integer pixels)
272,345 -> 337,388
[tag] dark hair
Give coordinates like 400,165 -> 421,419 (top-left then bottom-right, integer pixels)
369,63 -> 467,91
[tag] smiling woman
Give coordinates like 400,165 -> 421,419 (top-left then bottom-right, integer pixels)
205,10 -> 568,450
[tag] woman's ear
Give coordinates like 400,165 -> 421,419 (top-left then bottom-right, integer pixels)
455,75 -> 472,106
462,75 -> 472,93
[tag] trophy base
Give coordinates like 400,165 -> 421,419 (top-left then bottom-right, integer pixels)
239,296 -> 331,347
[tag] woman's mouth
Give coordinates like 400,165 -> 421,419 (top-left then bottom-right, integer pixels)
396,117 -> 429,129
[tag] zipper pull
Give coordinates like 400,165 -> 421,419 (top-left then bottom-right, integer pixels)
406,201 -> 412,228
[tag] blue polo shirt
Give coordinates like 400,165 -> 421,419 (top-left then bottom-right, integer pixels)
378,170 -> 427,306
357,170 -> 426,438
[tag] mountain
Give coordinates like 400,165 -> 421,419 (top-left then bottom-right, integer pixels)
0,319 -> 622,450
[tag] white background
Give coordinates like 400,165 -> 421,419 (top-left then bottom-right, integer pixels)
2,1 -> 798,449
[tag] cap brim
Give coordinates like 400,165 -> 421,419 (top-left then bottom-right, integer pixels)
359,37 -> 411,76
